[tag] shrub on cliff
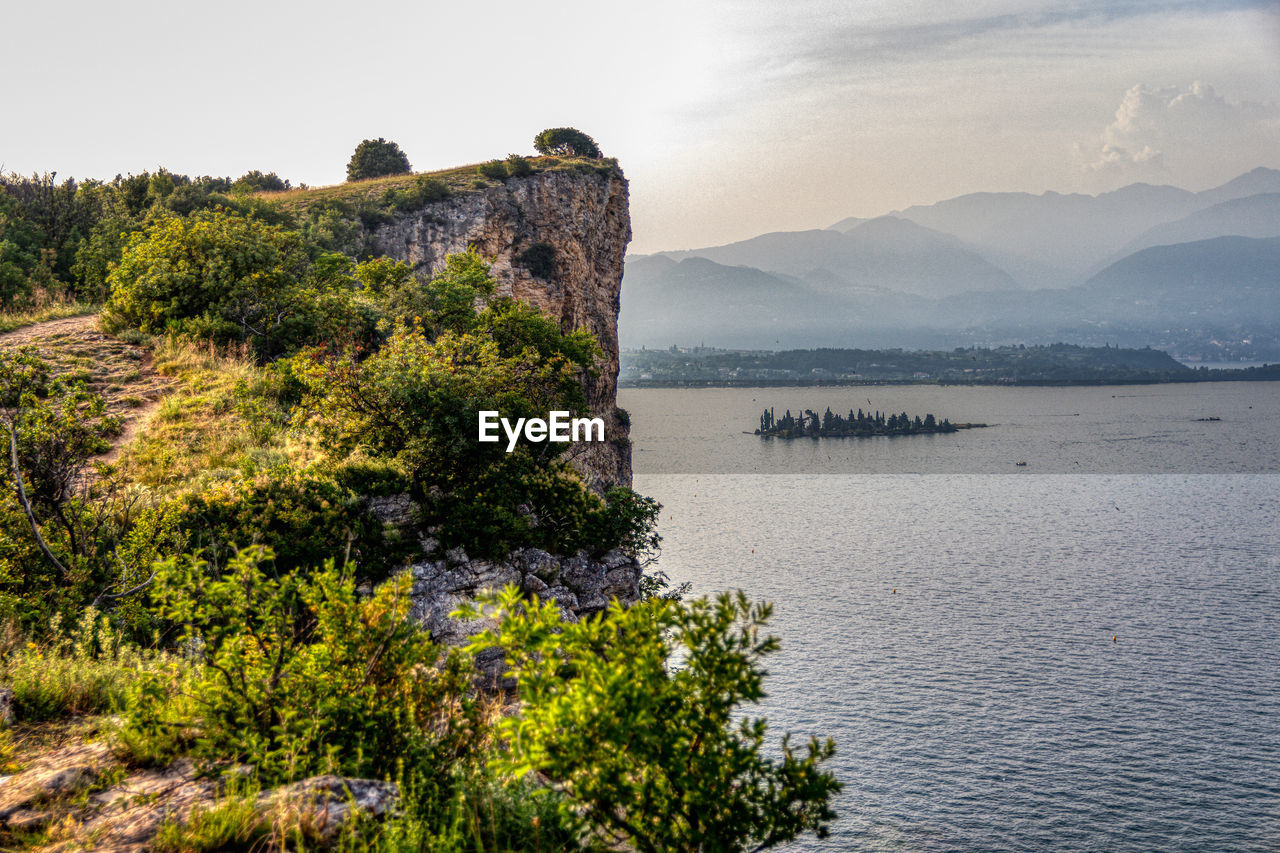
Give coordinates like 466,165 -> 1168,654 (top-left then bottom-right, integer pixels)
504,154 -> 533,177
533,127 -> 602,158
466,587 -> 841,851
293,249 -> 647,556
346,138 -> 411,181
296,252 -> 600,486
384,176 -> 450,212
373,247 -> 495,332
101,210 -> 310,354
296,315 -> 592,496
475,160 -> 508,182
438,455 -> 658,559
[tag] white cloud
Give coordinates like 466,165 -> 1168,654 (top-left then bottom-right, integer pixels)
1080,81 -> 1280,183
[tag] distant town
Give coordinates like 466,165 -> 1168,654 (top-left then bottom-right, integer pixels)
621,343 -> 1280,387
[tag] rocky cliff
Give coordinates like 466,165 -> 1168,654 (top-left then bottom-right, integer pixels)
367,167 -> 633,490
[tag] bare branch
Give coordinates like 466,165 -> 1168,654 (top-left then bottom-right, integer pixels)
5,420 -> 71,581
91,569 -> 157,608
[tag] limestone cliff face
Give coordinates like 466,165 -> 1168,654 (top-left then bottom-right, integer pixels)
367,168 -> 633,490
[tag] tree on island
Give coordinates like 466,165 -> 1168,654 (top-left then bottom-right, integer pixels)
534,127 -> 602,158
346,138 -> 411,181
755,405 -> 962,438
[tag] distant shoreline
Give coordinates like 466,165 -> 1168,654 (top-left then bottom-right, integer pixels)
620,343 -> 1280,388
621,372 -> 1280,389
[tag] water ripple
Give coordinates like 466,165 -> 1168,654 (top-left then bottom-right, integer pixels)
638,473 -> 1280,852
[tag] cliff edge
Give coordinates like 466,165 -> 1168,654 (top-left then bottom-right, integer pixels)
367,167 -> 633,491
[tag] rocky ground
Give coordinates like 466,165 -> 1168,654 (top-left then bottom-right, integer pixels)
0,719 -> 396,851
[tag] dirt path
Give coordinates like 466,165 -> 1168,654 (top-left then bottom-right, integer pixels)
0,314 -> 100,346
0,314 -> 171,461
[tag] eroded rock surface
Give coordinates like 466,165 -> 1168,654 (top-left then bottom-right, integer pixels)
405,542 -> 640,654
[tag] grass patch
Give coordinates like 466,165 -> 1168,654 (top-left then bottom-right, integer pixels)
115,339 -> 315,494
0,612 -> 158,724
261,156 -> 621,215
2,650 -> 138,723
152,779 -> 275,853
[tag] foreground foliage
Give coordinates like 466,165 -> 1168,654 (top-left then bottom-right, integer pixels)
0,608 -> 151,722
467,587 -> 841,852
124,547 -> 483,783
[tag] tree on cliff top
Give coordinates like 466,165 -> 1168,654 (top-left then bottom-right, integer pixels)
533,127 -> 601,158
346,138 -> 411,181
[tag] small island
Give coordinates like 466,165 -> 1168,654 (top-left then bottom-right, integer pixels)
755,406 -> 987,438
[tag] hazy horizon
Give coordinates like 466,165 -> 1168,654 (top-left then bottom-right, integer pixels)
4,1 -> 1278,254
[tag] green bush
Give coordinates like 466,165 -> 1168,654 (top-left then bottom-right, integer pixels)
231,170 -> 290,194
330,458 -> 412,498
466,588 -> 841,852
377,248 -> 494,332
385,177 -> 451,212
347,139 -> 411,181
297,249 -> 636,558
475,161 -> 508,182
100,210 -> 384,359
124,546 -> 483,782
299,321 -> 587,497
504,154 -> 532,178
434,460 -> 659,560
298,253 -> 597,498
100,210 -> 314,358
435,456 -> 601,558
592,487 -> 661,562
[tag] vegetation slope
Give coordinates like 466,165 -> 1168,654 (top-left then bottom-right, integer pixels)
0,140 -> 839,852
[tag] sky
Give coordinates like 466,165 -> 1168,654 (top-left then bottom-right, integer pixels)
2,0 -> 1278,254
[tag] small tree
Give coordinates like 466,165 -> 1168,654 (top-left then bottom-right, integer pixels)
533,127 -> 602,158
346,138 -> 411,181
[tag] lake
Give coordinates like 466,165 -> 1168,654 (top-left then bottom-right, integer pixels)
619,382 -> 1280,852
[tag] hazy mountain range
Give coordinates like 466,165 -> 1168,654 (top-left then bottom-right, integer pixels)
621,168 -> 1280,359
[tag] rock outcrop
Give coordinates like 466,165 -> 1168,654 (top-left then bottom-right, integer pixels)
405,540 -> 640,679
369,167 -> 633,491
0,736 -> 397,851
368,493 -> 644,671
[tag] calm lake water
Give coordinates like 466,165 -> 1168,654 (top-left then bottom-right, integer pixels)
619,382 -> 1280,852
